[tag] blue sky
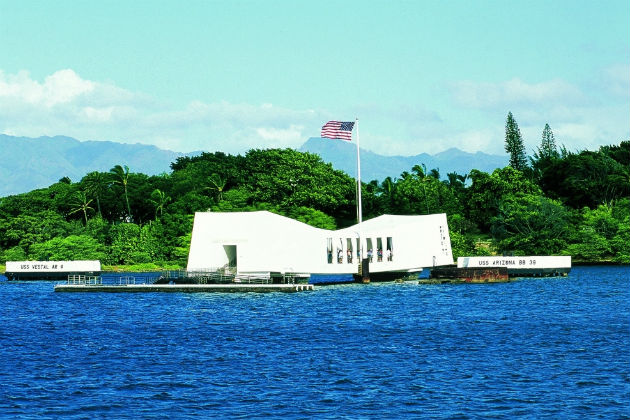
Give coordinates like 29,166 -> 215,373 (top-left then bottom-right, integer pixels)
1,0 -> 628,156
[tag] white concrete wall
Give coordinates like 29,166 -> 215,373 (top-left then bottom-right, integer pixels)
187,211 -> 454,275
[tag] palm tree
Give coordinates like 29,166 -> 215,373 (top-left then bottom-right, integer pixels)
150,188 -> 171,219
379,176 -> 397,212
109,164 -> 132,221
69,191 -> 94,225
206,173 -> 227,202
411,164 -> 426,179
412,164 -> 430,214
445,172 -> 467,190
82,171 -> 108,216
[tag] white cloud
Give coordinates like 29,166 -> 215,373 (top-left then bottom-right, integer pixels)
0,69 -> 323,153
256,125 -> 304,146
0,68 -> 626,157
446,72 -> 629,155
602,64 -> 630,99
450,77 -> 584,109
0,69 -> 94,107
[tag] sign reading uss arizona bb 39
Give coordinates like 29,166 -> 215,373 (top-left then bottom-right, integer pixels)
458,256 -> 571,270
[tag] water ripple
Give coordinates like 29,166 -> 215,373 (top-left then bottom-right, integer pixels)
0,266 -> 628,419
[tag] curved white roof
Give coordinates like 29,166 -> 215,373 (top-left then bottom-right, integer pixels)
187,211 -> 453,275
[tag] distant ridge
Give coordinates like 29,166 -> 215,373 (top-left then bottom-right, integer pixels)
299,137 -> 508,181
1,134 -> 509,197
0,134 -> 192,196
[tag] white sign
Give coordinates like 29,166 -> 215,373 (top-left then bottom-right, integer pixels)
5,260 -> 101,273
458,256 -> 571,269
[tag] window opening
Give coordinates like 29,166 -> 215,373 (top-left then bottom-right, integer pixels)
327,238 -> 333,264
223,245 -> 237,268
366,238 -> 373,262
346,238 -> 353,263
386,237 -> 393,261
376,238 -> 383,262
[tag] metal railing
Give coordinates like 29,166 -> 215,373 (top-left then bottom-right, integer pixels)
118,276 -> 136,285
67,275 -> 102,285
157,267 -> 308,285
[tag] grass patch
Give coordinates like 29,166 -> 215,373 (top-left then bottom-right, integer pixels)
102,262 -> 183,272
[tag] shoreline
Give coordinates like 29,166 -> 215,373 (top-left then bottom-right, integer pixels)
2,261 -> 629,276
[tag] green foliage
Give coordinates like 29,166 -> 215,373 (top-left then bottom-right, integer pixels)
29,235 -> 106,261
539,124 -> 559,159
609,219 -> 630,263
149,188 -> 170,218
283,206 -> 337,230
492,194 -> 571,255
467,167 -> 541,231
107,223 -> 142,264
245,149 -> 356,218
393,171 -> 462,216
449,230 -> 476,259
0,138 -> 628,266
81,171 -> 110,215
68,191 -> 94,225
565,202 -> 630,262
109,164 -> 132,220
538,149 -> 629,209
0,210 -> 73,253
2,246 -> 27,263
505,112 -> 528,171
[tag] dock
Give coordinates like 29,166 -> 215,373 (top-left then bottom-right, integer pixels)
54,283 -> 314,293
428,267 -> 510,284
54,272 -> 314,293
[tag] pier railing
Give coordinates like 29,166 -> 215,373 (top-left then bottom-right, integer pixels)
158,269 -> 304,285
65,269 -> 303,286
67,275 -> 102,285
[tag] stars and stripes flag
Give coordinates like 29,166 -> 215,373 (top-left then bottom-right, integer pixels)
321,120 -> 355,141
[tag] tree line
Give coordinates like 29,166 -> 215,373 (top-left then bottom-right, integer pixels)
0,114 -> 628,268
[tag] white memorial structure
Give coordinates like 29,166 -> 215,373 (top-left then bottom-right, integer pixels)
187,211 -> 453,280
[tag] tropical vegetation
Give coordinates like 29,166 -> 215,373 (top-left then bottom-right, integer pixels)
1,114 -> 628,269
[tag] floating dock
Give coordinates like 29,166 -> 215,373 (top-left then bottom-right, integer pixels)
54,283 -> 314,293
52,272 -> 314,293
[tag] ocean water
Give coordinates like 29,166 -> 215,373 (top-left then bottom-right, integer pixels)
0,265 -> 628,419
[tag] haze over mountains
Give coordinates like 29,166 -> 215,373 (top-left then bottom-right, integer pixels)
0,134 -> 187,197
0,134 -> 508,197
300,137 -> 508,182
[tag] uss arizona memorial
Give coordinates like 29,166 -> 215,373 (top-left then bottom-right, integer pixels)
186,210 -> 454,280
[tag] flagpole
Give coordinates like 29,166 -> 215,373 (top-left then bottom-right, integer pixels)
356,118 -> 362,225
355,118 -> 363,262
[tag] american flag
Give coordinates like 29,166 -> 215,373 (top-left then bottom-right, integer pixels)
321,120 -> 355,141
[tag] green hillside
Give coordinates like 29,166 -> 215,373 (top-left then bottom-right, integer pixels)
1,141 -> 628,268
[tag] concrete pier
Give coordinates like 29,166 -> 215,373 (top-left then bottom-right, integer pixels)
54,283 -> 314,293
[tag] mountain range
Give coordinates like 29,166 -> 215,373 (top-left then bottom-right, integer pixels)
299,137 -> 508,182
0,134 -> 188,197
0,134 -> 508,197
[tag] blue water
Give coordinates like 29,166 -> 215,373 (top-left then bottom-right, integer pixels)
1,266 -> 628,419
